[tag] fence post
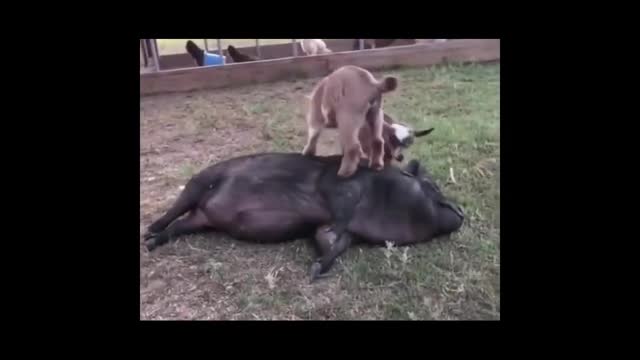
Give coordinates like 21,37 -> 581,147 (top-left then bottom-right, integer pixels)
144,39 -> 153,57
217,39 -> 222,56
151,39 -> 161,71
256,39 -> 261,58
292,39 -> 298,56
359,39 -> 364,50
204,39 -> 209,52
140,39 -> 148,67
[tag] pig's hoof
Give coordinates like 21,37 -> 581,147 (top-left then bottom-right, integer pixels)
308,262 -> 332,283
309,262 -> 322,283
144,238 -> 158,252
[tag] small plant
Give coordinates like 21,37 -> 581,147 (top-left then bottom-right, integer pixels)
265,266 -> 282,289
400,247 -> 410,268
381,242 -> 412,275
204,260 -> 224,281
383,241 -> 395,268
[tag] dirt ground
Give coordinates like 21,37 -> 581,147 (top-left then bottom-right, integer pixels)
140,64 -> 500,320
140,79 -> 347,320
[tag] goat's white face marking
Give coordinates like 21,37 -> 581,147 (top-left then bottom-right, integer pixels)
391,124 -> 411,142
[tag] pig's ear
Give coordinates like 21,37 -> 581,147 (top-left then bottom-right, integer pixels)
414,128 -> 434,137
404,159 -> 421,176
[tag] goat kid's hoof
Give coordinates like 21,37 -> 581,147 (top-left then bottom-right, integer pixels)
370,161 -> 384,171
337,168 -> 356,178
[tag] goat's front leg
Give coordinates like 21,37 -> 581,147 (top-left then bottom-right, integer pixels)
358,144 -> 368,159
302,125 -> 322,156
302,104 -> 324,156
340,139 -> 368,159
368,109 -> 385,171
336,114 -> 363,177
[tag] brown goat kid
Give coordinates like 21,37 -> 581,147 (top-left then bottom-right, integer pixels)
302,65 -> 399,177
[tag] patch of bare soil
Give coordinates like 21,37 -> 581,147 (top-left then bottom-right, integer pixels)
140,81 -> 345,320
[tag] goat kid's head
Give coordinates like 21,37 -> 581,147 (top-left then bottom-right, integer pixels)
383,115 -> 434,162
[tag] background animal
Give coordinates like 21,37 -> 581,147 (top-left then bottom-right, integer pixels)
185,40 -> 225,66
352,39 -> 398,50
300,39 -> 332,55
302,65 -> 398,177
227,45 -> 258,62
143,153 -> 464,282
185,40 -> 205,66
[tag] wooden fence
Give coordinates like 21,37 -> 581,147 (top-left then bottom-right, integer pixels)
140,39 -> 500,96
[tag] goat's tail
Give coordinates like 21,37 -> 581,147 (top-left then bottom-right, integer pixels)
375,76 -> 398,93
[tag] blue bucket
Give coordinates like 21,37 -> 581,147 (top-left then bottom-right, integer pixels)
203,52 -> 225,66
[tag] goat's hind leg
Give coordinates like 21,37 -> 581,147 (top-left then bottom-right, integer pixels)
144,209 -> 212,251
302,101 -> 325,156
367,108 -> 385,171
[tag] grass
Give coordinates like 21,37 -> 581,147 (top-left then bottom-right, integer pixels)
155,39 -> 294,55
140,62 -> 500,320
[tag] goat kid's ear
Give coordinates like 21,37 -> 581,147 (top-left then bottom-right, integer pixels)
414,128 -> 434,137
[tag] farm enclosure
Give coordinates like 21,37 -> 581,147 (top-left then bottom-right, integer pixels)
140,39 -> 499,96
139,62 -> 500,320
141,39 -> 419,72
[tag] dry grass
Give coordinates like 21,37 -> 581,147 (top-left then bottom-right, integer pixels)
140,62 -> 500,320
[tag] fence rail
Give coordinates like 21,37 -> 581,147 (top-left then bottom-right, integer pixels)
140,39 -> 500,96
